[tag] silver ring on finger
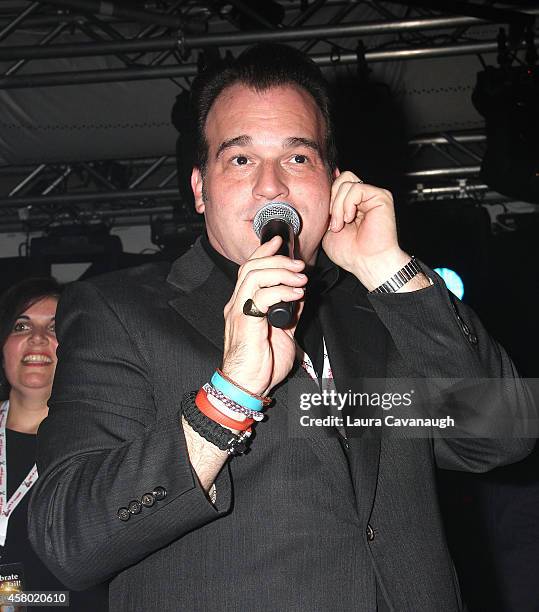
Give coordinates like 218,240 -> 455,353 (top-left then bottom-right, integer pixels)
243,298 -> 265,318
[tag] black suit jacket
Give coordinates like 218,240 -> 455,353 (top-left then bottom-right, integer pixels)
28,239 -> 535,611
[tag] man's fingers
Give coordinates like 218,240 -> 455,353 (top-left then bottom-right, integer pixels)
225,265 -> 307,322
330,180 -> 357,231
227,236 -> 302,303
330,169 -> 359,200
235,267 -> 307,306
249,234 -> 283,259
249,285 -> 305,314
232,241 -> 304,299
329,180 -> 393,232
239,252 -> 304,283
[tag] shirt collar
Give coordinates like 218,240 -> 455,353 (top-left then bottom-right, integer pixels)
200,233 -> 238,284
200,233 -> 340,295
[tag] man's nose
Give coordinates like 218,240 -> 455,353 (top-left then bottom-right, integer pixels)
253,161 -> 289,201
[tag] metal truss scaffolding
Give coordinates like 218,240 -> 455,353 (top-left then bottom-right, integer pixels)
0,131 -> 511,233
0,1 -> 537,87
0,155 -> 184,231
0,1 -> 538,232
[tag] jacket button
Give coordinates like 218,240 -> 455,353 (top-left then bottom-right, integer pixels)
366,524 -> 375,541
141,493 -> 155,507
153,486 -> 167,501
118,507 -> 130,522
469,333 -> 478,344
128,500 -> 142,515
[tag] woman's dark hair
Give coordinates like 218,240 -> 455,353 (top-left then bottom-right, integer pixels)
0,277 -> 63,399
189,43 -> 337,175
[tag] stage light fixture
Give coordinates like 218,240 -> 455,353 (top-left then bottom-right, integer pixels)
218,0 -> 284,29
397,200 -> 490,309
434,267 -> 465,300
29,223 -> 123,279
472,27 -> 539,203
30,224 -> 122,263
150,217 -> 204,259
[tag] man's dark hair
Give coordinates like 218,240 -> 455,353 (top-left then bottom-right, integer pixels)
0,277 -> 63,399
189,43 -> 337,175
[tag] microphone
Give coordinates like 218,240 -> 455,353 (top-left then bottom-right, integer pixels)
253,202 -> 302,328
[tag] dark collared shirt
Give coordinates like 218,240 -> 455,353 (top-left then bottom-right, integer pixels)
200,233 -> 339,377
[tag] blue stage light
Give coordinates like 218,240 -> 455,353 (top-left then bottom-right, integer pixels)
434,267 -> 465,300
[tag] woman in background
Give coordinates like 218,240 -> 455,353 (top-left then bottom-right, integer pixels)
0,278 -> 107,611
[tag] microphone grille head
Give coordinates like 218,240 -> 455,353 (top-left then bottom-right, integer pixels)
253,202 -> 301,238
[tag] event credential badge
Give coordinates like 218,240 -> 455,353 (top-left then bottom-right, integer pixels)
0,563 -> 25,612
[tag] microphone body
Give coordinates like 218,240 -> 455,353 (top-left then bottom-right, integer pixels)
259,219 -> 294,257
253,202 -> 301,329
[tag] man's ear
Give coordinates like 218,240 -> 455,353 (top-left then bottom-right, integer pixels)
333,166 -> 341,180
191,167 -> 205,214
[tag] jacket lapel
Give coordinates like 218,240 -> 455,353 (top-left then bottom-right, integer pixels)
319,273 -> 388,519
276,358 -> 356,503
320,274 -> 389,384
166,240 -> 231,353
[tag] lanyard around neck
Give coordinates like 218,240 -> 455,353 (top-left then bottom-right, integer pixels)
300,337 -> 334,384
0,400 -> 39,547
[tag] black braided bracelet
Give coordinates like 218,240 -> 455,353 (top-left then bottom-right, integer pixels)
181,391 -> 251,455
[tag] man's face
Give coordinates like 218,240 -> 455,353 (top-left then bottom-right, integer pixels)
191,83 -> 334,265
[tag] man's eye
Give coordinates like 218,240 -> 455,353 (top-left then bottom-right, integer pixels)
232,156 -> 249,166
292,154 -> 307,164
48,324 -> 56,334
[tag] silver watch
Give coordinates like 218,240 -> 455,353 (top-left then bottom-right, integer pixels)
370,257 -> 422,294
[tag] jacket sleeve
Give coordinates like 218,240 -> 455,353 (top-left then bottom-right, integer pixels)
28,281 -> 232,590
367,264 -> 537,472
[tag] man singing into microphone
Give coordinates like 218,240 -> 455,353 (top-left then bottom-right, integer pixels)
29,44 -> 534,611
